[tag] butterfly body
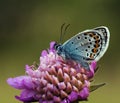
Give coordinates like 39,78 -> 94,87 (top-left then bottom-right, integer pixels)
54,26 -> 110,70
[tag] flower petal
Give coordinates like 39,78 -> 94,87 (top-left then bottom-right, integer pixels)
41,50 -> 48,57
68,91 -> 78,102
78,87 -> 89,100
87,61 -> 97,78
49,41 -> 56,52
7,76 -> 34,89
61,99 -> 70,103
15,89 -> 37,102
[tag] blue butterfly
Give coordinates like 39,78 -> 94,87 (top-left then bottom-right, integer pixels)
54,24 -> 110,70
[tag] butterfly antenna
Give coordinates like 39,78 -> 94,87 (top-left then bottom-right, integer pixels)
60,23 -> 66,43
63,24 -> 70,36
60,23 -> 70,43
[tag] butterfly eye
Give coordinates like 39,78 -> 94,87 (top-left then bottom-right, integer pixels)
54,43 -> 61,50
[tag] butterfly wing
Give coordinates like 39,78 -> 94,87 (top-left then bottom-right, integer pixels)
93,26 -> 110,61
62,26 -> 110,64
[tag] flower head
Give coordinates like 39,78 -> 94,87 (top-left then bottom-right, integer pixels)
7,41 -> 102,103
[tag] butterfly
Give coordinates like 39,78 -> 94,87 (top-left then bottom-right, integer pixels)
54,24 -> 110,70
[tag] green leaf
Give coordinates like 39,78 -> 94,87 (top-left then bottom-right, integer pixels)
90,83 -> 106,92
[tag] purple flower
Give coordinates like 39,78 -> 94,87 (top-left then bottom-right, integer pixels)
7,41 -> 98,103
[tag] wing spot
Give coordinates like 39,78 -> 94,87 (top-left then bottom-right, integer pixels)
76,48 -> 78,50
90,53 -> 94,59
101,29 -> 105,32
85,49 -> 88,51
88,46 -> 90,48
89,39 -> 91,41
94,44 -> 100,48
89,33 -> 95,37
87,53 -> 89,56
71,42 -> 74,44
84,37 -> 87,39
84,33 -> 87,35
95,40 -> 100,43
97,36 -> 99,38
94,37 -> 96,39
94,36 -> 98,40
90,42 -> 92,44
77,36 -> 80,39
92,48 -> 98,53
83,57 -> 85,60
94,35 -> 100,40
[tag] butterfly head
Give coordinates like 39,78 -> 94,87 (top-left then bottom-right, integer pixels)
53,43 -> 66,58
54,43 -> 62,54
53,23 -> 70,59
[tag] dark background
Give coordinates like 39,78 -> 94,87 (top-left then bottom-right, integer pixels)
0,0 -> 120,103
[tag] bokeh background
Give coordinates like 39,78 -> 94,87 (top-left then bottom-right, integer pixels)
0,0 -> 120,103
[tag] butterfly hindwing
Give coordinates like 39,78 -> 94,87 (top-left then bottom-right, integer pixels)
93,26 -> 110,61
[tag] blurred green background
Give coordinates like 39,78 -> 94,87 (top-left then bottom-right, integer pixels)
0,0 -> 120,103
